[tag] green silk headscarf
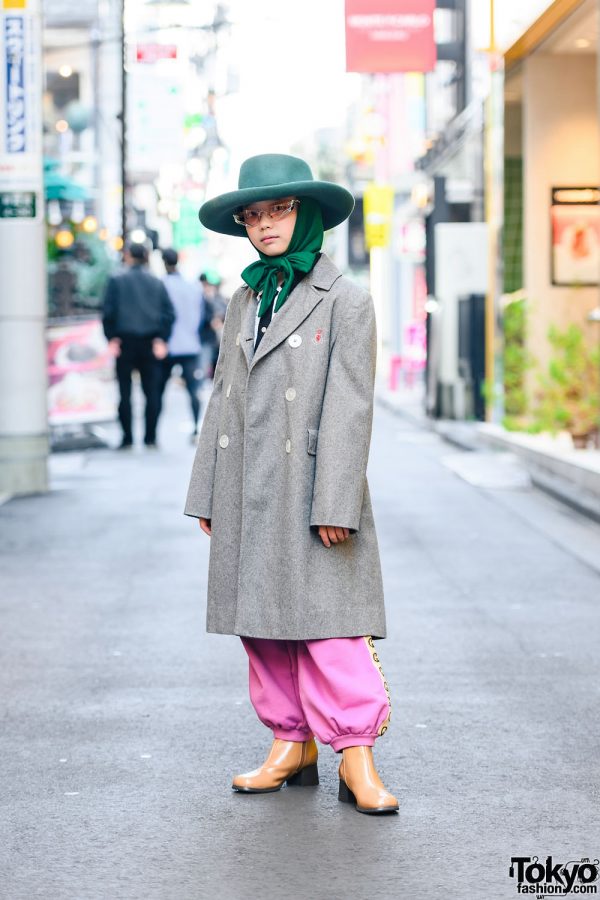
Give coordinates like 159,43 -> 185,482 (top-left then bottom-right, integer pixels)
241,197 -> 324,318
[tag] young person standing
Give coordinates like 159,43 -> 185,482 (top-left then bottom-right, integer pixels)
185,155 -> 397,815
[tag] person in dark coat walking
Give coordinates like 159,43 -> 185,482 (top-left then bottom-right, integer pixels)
185,155 -> 398,815
102,243 -> 175,448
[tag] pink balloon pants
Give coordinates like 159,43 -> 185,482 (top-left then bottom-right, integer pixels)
241,636 -> 391,752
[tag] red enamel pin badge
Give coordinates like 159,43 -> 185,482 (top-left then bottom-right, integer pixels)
314,328 -> 323,344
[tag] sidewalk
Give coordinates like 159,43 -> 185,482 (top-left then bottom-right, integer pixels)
375,377 -> 600,522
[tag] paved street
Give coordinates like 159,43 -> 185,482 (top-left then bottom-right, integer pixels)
1,380 -> 600,900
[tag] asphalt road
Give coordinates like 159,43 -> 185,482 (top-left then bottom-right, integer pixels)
1,380 -> 599,900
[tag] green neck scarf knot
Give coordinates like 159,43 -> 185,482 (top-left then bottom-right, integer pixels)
241,197 -> 324,317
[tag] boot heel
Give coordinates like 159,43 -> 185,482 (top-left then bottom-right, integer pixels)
338,779 -> 356,805
286,763 -> 319,787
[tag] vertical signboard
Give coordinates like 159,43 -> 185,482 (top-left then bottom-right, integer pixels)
47,318 -> 117,426
345,0 -> 436,73
0,0 -> 43,212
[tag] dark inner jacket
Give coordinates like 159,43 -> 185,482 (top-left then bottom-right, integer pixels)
253,254 -> 321,350
102,263 -> 175,341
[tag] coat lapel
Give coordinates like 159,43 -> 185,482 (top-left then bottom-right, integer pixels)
248,255 -> 342,369
240,287 -> 257,368
249,280 -> 321,369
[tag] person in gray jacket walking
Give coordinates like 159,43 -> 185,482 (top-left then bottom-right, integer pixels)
185,155 -> 398,815
158,248 -> 204,441
102,243 -> 175,448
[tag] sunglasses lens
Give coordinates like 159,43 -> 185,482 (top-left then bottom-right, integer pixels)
241,210 -> 259,226
234,200 -> 297,227
269,202 -> 293,221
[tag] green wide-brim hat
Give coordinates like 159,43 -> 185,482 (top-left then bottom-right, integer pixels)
199,154 -> 355,237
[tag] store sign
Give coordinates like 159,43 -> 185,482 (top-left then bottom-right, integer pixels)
136,43 -> 178,63
363,183 -> 394,249
128,67 -> 185,171
0,189 -> 35,216
172,197 -> 203,248
345,0 -> 436,73
550,186 -> 600,287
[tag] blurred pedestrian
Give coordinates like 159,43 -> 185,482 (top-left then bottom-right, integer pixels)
198,272 -> 228,379
102,242 -> 175,449
184,154 -> 398,815
159,248 -> 204,442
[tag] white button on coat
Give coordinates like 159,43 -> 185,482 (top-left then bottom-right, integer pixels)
226,384 -> 232,398
288,334 -> 302,348
235,333 -> 241,346
285,439 -> 291,453
285,388 -> 296,402
219,435 -> 229,448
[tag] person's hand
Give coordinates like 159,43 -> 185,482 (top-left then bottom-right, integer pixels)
199,517 -> 212,537
318,525 -> 350,548
152,338 -> 168,360
108,338 -> 121,357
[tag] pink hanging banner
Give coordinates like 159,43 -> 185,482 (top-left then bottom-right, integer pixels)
345,0 -> 436,73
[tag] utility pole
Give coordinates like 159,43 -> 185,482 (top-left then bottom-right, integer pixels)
0,0 -> 48,497
119,0 -> 127,247
483,0 -> 504,423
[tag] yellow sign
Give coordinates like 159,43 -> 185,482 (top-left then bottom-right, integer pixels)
363,184 -> 394,250
3,0 -> 27,8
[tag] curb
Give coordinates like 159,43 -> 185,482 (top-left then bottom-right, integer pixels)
376,393 -> 600,525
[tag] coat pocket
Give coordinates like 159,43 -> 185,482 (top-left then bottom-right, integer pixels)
307,428 -> 319,456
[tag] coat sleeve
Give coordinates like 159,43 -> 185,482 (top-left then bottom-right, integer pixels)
310,288 -> 377,533
183,291 -> 238,520
102,276 -> 118,340
158,283 -> 176,341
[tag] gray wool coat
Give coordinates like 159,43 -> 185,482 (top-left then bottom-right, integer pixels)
184,253 -> 386,640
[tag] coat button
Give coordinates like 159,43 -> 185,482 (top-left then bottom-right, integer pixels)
236,333 -> 241,346
219,434 -> 229,448
285,388 -> 296,402
288,334 -> 302,348
226,384 -> 232,398
285,439 -> 291,453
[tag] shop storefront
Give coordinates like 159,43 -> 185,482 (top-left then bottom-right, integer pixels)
502,0 -> 600,436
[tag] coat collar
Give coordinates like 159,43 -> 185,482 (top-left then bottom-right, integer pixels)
240,253 -> 343,369
309,252 -> 343,291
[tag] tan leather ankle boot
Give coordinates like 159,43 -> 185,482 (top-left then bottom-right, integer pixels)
232,738 -> 319,793
338,746 -> 398,814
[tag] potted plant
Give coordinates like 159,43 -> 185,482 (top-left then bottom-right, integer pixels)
502,296 -> 532,431
533,323 -> 600,447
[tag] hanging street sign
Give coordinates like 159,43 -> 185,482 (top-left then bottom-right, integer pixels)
135,43 -> 178,63
345,0 -> 436,73
363,183 -> 394,249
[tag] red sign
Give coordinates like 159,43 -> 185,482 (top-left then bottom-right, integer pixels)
135,43 -> 178,63
345,0 -> 436,73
